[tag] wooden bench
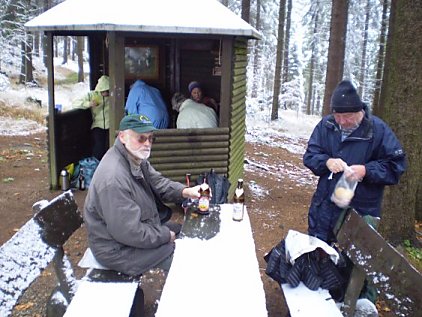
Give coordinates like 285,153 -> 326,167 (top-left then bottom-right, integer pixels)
336,209 -> 422,316
0,191 -> 144,317
279,209 -> 422,317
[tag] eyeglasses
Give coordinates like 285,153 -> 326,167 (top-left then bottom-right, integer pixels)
137,134 -> 154,143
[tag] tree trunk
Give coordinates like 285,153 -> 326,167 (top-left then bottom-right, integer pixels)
251,0 -> 261,99
34,32 -> 40,57
282,0 -> 292,84
271,0 -> 286,121
20,41 -> 26,84
372,0 -> 389,115
378,0 -> 422,244
241,0 -> 250,23
62,36 -> 68,64
42,0 -> 51,66
322,0 -> 348,115
357,0 -> 370,97
25,34 -> 33,83
306,8 -> 319,115
77,36 -> 84,83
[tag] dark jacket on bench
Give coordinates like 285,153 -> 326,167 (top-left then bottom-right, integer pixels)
303,108 -> 406,242
84,138 -> 186,276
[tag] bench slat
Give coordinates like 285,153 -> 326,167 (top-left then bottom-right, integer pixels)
337,209 -> 422,316
63,280 -> 138,317
281,282 -> 343,316
0,219 -> 55,316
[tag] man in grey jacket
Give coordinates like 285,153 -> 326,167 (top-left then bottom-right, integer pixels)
84,114 -> 201,276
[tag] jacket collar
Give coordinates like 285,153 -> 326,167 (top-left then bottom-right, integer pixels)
114,137 -> 145,179
325,108 -> 373,141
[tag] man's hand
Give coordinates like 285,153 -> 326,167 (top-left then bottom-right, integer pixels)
326,158 -> 347,174
89,100 -> 99,107
170,231 -> 176,243
347,164 -> 366,181
182,185 -> 201,199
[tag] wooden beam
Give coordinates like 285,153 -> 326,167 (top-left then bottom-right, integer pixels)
107,32 -> 125,144
46,32 -> 57,189
220,37 -> 233,128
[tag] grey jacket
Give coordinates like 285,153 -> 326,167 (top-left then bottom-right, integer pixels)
84,138 -> 186,276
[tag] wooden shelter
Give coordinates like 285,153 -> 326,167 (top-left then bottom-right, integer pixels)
25,0 -> 260,193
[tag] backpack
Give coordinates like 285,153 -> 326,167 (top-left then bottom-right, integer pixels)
70,157 -> 100,188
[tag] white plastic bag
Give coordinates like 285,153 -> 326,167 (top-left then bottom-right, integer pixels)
331,166 -> 358,208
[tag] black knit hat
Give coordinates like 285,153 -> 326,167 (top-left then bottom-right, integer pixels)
331,80 -> 364,113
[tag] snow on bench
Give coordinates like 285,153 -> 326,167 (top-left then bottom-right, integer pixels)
281,282 -> 342,317
0,218 -> 55,316
337,209 -> 422,316
0,191 -> 144,317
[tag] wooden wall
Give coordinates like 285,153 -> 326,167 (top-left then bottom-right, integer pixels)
149,128 -> 230,184
227,38 -> 248,198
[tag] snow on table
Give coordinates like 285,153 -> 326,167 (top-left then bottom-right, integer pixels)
156,204 -> 267,317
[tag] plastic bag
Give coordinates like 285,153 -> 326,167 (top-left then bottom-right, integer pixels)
331,166 -> 358,208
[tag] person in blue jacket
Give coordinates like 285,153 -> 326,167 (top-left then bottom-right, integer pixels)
125,80 -> 169,129
303,80 -> 406,243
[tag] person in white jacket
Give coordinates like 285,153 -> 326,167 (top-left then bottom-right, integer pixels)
171,93 -> 218,129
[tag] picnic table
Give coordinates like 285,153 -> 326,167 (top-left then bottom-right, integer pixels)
155,204 -> 268,317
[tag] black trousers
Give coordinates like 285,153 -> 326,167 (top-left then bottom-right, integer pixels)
92,128 -> 109,161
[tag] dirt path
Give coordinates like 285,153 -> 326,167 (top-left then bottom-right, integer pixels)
0,131 -> 316,316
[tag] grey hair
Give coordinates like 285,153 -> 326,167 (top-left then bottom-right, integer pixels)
171,92 -> 186,111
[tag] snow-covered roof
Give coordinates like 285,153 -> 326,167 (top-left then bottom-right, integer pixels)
25,0 -> 260,39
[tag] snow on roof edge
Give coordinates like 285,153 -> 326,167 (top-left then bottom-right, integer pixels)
25,24 -> 261,40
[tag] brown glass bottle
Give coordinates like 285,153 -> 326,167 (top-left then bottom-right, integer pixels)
232,179 -> 244,221
198,176 -> 210,213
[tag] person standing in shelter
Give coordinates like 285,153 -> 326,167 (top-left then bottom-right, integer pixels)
73,75 -> 110,160
83,114 -> 202,276
171,93 -> 218,129
303,79 -> 406,244
188,81 -> 219,114
125,80 -> 169,129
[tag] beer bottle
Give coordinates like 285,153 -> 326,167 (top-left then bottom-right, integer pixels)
198,176 -> 210,213
185,173 -> 191,187
232,179 -> 245,221
79,168 -> 86,191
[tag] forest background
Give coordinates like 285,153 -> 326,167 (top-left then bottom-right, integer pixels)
0,0 -> 421,250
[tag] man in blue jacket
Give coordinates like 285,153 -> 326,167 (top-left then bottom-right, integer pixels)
303,80 -> 406,243
125,80 -> 169,129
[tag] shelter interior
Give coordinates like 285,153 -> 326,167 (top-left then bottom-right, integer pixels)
50,31 -> 246,189
70,33 -> 224,126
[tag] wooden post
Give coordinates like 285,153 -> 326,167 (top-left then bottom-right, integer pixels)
107,32 -> 125,144
46,32 -> 57,189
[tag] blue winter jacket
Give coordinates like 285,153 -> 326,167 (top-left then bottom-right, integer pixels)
125,80 -> 169,129
303,108 -> 406,242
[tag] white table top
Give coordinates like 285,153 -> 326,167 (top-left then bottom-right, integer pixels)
155,204 -> 268,317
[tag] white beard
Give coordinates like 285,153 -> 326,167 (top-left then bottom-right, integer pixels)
128,147 -> 151,161
124,135 -> 151,161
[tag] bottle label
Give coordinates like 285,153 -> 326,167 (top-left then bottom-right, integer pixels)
235,188 -> 244,197
232,203 -> 244,221
198,196 -> 210,212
